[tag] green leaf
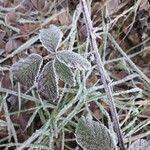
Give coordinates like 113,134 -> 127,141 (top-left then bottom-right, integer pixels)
129,139 -> 150,150
10,54 -> 43,87
56,50 -> 91,70
37,61 -> 59,101
39,25 -> 63,53
54,58 -> 75,86
75,116 -> 116,150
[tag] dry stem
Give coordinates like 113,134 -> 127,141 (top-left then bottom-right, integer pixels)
80,0 -> 125,149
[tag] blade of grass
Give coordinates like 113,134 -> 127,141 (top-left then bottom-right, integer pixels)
16,119 -> 51,150
3,95 -> 18,143
0,20 -> 20,33
108,34 -> 150,84
0,87 -> 55,109
0,35 -> 39,64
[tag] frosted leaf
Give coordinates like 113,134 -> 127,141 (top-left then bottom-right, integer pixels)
37,61 -> 59,101
56,50 -> 91,70
129,139 -> 150,150
10,54 -> 42,87
75,116 -> 116,150
54,58 -> 75,86
39,25 -> 63,53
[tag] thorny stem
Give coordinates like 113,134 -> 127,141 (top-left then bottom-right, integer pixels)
80,0 -> 125,150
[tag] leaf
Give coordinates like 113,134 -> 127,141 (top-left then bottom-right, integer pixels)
75,116 -> 116,150
56,50 -> 91,70
54,58 -> 75,86
10,54 -> 43,87
129,139 -> 150,150
37,60 -> 59,101
39,24 -> 63,53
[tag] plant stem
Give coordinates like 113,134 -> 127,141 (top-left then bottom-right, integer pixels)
80,0 -> 125,149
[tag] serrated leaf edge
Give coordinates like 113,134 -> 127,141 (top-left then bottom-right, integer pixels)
33,54 -> 43,86
10,53 -> 43,87
75,116 -> 116,150
52,60 -> 59,99
54,58 -> 75,86
39,25 -> 63,53
37,60 -> 59,101
56,50 -> 91,70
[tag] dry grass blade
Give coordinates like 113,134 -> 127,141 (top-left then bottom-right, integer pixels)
108,34 -> 150,84
0,35 -> 39,63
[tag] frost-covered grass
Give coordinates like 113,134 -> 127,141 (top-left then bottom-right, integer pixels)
0,0 -> 150,149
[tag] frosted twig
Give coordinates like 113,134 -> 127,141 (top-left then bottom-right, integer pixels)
80,0 -> 125,149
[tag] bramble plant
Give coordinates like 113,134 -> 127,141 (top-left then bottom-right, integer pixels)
10,24 -> 119,150
9,16 -> 150,150
11,24 -> 91,101
10,20 -> 150,150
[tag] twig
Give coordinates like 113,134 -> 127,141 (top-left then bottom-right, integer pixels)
80,0 -> 126,149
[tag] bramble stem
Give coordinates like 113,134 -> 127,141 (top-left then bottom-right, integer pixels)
80,0 -> 125,149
